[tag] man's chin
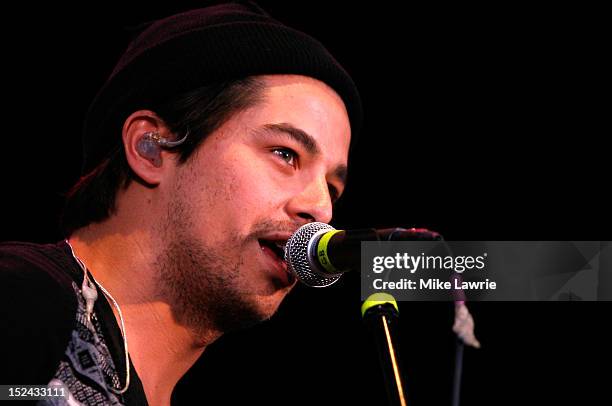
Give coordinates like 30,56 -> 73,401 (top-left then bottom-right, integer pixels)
210,292 -> 286,333
212,309 -> 269,333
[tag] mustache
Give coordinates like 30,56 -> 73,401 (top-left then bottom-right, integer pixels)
248,219 -> 305,240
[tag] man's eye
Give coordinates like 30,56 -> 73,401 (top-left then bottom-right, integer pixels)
272,148 -> 297,167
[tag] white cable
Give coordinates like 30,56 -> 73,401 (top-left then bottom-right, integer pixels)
65,239 -> 131,394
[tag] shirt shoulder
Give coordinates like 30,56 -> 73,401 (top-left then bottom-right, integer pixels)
0,240 -> 79,313
0,241 -> 79,384
0,240 -> 79,281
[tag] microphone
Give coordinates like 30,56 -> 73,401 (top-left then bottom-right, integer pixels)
284,222 -> 443,287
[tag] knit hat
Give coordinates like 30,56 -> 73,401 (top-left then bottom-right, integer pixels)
82,2 -> 362,173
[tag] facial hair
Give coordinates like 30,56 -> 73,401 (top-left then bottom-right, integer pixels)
152,189 -> 297,338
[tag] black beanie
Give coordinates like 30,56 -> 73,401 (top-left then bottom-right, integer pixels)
82,2 -> 362,173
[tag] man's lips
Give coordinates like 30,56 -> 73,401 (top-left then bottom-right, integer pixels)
258,235 -> 294,285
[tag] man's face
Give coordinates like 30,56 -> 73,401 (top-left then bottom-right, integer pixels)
154,75 -> 351,335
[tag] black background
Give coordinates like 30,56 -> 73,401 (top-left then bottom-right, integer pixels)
1,1 -> 608,405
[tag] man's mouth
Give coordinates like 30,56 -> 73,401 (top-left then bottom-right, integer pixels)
259,239 -> 286,260
258,238 -> 293,284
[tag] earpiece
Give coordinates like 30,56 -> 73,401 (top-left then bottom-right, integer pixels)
136,131 -> 189,167
137,132 -> 163,167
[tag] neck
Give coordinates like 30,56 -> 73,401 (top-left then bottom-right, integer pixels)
67,207 -> 222,405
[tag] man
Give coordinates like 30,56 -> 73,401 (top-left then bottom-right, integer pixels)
0,3 -> 361,405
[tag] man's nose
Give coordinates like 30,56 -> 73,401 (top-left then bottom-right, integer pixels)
286,175 -> 333,225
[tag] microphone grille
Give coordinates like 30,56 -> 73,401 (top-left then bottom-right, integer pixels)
284,222 -> 342,287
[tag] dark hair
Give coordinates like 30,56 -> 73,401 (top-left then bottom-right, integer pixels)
61,76 -> 265,236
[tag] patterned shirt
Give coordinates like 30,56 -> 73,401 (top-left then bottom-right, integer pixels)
0,241 -> 148,405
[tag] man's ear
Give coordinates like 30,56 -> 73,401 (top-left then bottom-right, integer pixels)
122,110 -> 173,186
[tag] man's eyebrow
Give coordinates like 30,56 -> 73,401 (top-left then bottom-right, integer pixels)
261,123 -> 320,155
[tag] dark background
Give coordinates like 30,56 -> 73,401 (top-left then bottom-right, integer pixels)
1,1 -> 608,405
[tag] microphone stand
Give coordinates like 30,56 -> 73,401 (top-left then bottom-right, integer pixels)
452,337 -> 464,406
451,274 -> 466,406
362,294 -> 407,406
450,273 -> 480,406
